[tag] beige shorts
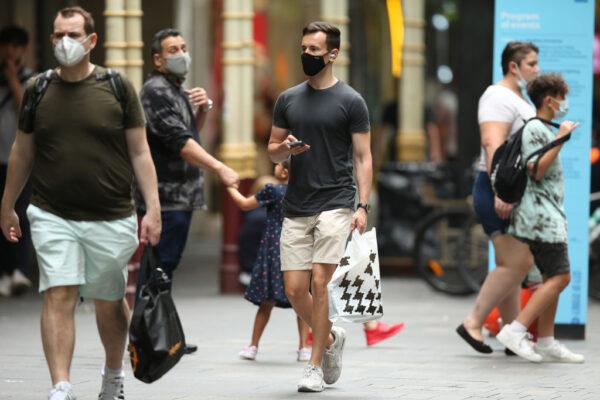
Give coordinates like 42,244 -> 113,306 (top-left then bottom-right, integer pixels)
280,208 -> 353,271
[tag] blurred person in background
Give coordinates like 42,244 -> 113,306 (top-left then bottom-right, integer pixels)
0,25 -> 35,297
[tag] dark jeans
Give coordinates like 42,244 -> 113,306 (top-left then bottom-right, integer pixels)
0,164 -> 33,277
155,210 -> 193,281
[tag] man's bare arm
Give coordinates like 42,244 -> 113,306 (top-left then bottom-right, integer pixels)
351,131 -> 372,233
125,126 -> 161,245
179,139 -> 239,188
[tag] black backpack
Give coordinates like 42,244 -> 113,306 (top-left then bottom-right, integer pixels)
490,117 -> 570,204
21,68 -> 127,131
128,247 -> 187,383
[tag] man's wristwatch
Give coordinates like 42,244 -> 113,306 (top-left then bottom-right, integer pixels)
357,203 -> 371,213
202,98 -> 214,112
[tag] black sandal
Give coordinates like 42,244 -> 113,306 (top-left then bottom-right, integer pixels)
456,324 -> 493,354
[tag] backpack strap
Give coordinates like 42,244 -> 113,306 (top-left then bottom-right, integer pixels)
21,69 -> 55,131
96,68 -> 128,122
524,118 -> 571,176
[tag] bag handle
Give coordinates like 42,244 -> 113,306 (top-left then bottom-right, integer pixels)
142,245 -> 162,273
136,246 -> 170,299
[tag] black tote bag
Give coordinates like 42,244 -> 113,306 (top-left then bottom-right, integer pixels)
128,246 -> 187,383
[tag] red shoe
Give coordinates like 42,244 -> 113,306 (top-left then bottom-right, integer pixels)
365,322 -> 405,346
306,330 -> 312,346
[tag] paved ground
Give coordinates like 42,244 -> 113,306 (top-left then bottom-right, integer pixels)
1,231 -> 599,400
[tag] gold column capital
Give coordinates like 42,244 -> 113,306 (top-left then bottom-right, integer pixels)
219,142 -> 258,179
396,130 -> 426,162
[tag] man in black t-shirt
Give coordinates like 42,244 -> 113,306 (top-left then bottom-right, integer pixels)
268,21 -> 372,393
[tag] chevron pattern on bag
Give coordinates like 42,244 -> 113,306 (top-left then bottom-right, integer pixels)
336,251 -> 383,316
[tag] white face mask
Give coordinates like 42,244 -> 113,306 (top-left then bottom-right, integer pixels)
53,35 -> 91,67
551,97 -> 569,119
164,52 -> 191,77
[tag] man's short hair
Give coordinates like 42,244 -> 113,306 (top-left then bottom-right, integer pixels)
0,25 -> 29,46
526,73 -> 569,109
501,41 -> 538,75
302,21 -> 341,51
150,28 -> 182,57
57,6 -> 95,35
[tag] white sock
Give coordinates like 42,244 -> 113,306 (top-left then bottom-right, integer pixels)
54,381 -> 72,390
103,365 -> 124,378
508,320 -> 527,333
536,336 -> 555,348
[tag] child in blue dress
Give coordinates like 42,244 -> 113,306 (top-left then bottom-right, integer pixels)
227,160 -> 311,361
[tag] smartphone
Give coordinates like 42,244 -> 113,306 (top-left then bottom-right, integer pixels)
288,140 -> 305,148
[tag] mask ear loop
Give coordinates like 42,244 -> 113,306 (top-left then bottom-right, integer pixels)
512,61 -> 523,79
82,35 -> 93,56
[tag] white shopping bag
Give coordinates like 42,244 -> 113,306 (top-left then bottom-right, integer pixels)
328,228 -> 384,323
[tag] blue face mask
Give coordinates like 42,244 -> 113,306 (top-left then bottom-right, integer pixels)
514,63 -> 537,102
516,74 -> 527,94
551,97 -> 569,119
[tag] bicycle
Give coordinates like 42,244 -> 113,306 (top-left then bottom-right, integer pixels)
411,165 -> 489,295
377,162 -> 488,295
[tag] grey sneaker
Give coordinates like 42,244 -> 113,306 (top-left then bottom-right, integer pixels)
297,365 -> 325,392
48,382 -> 76,400
98,373 -> 125,400
496,326 -> 542,363
322,326 -> 346,384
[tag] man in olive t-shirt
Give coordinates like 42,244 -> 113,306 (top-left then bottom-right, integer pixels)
0,7 -> 161,400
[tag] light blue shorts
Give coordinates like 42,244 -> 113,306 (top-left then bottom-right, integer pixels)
27,205 -> 138,301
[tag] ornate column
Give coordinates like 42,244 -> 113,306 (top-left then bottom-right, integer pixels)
124,0 -> 144,91
220,0 -> 256,293
104,0 -> 127,75
175,0 -> 212,90
396,0 -> 426,161
320,0 -> 350,83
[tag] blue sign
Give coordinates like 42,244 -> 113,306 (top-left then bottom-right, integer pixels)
492,0 -> 594,330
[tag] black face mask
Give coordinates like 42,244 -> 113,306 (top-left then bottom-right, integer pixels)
301,52 -> 327,76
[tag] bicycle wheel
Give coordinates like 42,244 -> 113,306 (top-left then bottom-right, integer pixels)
589,233 -> 600,300
456,214 -> 489,292
413,209 -> 475,295
590,260 -> 600,300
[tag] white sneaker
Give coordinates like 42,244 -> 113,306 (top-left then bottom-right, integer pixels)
496,325 -> 542,363
239,345 -> 258,360
98,373 -> 124,400
238,272 -> 251,286
297,364 -> 324,392
536,340 -> 585,363
48,382 -> 76,400
0,275 -> 11,297
10,269 -> 31,296
322,326 -> 346,384
297,347 -> 311,362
